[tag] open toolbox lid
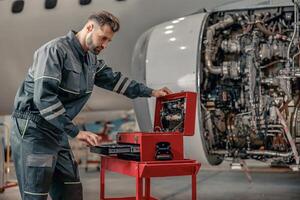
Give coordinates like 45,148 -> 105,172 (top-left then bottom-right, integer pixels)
153,91 -> 197,136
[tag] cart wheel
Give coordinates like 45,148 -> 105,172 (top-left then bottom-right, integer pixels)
0,188 -> 4,193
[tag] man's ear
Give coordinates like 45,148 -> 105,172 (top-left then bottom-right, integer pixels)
86,22 -> 94,32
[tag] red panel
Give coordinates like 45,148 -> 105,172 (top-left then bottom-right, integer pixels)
139,161 -> 200,177
102,156 -> 139,176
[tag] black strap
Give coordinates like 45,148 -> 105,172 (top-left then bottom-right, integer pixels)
12,110 -> 43,123
12,110 -> 61,133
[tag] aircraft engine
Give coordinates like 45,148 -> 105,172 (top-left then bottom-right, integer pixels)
132,2 -> 300,167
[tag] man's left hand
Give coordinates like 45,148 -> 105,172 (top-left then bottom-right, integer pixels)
151,87 -> 173,97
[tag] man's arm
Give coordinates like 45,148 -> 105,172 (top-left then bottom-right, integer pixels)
94,60 -> 172,98
32,46 -> 80,138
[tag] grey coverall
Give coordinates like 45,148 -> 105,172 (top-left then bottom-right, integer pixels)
11,31 -> 153,200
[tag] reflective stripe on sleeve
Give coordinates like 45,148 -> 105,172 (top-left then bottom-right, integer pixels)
120,79 -> 131,94
113,75 -> 125,92
40,102 -> 62,115
44,107 -> 66,120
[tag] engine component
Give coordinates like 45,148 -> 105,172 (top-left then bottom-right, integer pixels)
201,4 -> 300,165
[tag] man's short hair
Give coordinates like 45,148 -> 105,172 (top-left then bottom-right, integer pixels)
88,11 -> 120,32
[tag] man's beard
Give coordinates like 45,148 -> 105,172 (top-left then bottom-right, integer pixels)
86,32 -> 100,55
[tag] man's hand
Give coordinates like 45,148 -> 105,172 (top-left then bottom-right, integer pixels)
151,87 -> 173,97
76,131 -> 102,146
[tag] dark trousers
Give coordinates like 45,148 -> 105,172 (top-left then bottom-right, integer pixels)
10,117 -> 83,200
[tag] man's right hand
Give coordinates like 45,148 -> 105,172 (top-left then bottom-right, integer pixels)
76,131 -> 102,146
151,87 -> 173,97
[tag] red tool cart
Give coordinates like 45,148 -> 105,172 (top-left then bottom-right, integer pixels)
91,92 -> 201,200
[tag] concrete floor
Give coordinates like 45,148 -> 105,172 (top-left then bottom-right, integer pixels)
1,165 -> 300,200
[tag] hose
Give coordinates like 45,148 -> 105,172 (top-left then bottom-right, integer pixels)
205,15 -> 236,75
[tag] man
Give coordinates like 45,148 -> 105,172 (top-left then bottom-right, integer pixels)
11,11 -> 171,200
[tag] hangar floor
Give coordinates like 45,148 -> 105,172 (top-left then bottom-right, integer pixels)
1,165 -> 300,200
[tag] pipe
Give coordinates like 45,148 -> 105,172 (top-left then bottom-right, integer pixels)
260,60 -> 285,69
276,108 -> 300,165
256,22 -> 275,36
246,150 -> 293,157
205,15 -> 236,75
287,1 -> 299,67
210,149 -> 293,157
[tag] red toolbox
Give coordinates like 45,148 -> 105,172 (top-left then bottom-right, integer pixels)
91,92 -> 201,200
115,92 -> 197,161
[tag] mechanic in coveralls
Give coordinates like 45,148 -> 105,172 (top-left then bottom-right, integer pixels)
11,11 -> 172,200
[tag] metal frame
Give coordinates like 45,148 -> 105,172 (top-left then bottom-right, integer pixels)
100,156 -> 200,200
